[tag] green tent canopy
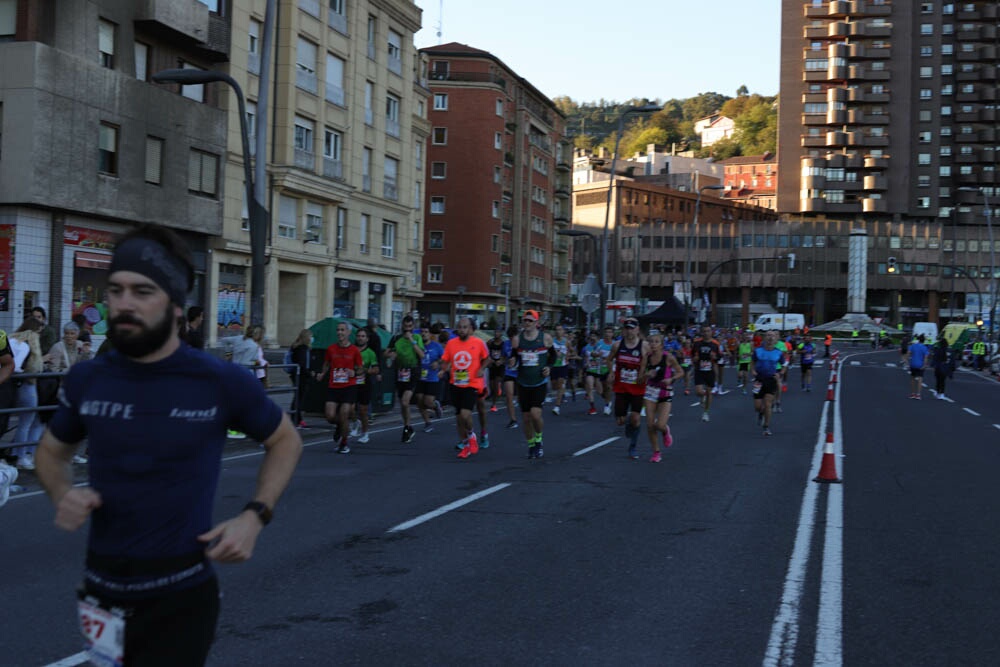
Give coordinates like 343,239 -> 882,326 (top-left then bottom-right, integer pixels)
308,317 -> 391,350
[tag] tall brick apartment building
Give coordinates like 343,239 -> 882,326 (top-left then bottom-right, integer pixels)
416,43 -> 571,328
778,0 -> 999,325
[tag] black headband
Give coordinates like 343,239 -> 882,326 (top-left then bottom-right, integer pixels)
109,237 -> 190,305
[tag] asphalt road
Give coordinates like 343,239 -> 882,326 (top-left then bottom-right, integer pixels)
3,351 -> 999,666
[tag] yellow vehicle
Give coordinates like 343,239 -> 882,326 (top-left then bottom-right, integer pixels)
940,322 -> 980,350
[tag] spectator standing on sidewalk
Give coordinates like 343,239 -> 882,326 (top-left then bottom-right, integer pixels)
10,317 -> 45,470
34,223 -> 302,666
44,322 -> 93,373
287,328 -> 313,428
31,306 -> 58,356
931,338 -> 954,400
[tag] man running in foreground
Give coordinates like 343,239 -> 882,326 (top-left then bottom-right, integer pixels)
751,330 -> 783,436
35,224 -> 302,666
441,317 -> 490,459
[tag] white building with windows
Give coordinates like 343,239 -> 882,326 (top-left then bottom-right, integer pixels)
215,0 -> 429,344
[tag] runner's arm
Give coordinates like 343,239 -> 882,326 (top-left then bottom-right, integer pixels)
35,429 -> 101,532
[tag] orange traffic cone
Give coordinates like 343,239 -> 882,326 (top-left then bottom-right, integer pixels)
814,430 -> 841,483
830,371 -> 838,384
826,384 -> 835,401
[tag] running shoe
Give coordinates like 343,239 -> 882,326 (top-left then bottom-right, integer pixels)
489,405 -> 498,413
535,445 -> 543,458
587,407 -> 598,416
402,426 -> 416,443
297,420 -> 308,429
701,412 -> 710,422
457,441 -> 472,458
650,451 -> 662,463
349,420 -> 361,437
423,423 -> 435,433
663,426 -> 673,448
763,427 -> 772,436
603,405 -> 612,416
337,443 -> 351,454
0,462 -> 18,507
72,454 -> 89,464
938,393 -> 947,400
358,433 -> 370,444
506,419 -> 519,429
16,453 -> 35,471
774,404 -> 783,413
684,389 -> 690,396
757,412 -> 765,427
480,433 -> 490,449
467,432 -> 479,455
527,444 -> 537,459
627,446 -> 639,460
227,430 -> 246,439
552,406 -> 560,416
434,401 -> 443,419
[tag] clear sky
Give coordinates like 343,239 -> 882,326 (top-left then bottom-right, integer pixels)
414,0 -> 781,104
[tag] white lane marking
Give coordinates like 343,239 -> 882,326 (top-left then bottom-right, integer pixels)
572,436 -> 620,458
815,368 -> 845,666
941,396 -> 955,403
6,416 -> 463,503
690,401 -> 702,407
885,363 -> 896,367
850,361 -> 861,366
43,652 -> 88,667
964,408 -> 981,417
387,483 -> 511,533
994,424 -> 1000,431
763,400 -> 828,666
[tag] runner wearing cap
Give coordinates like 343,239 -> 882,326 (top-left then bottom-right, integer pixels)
692,325 -> 722,422
510,310 -> 553,459
549,324 -> 571,415
608,317 -> 650,459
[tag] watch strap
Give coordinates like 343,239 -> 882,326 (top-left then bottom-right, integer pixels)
243,500 -> 273,526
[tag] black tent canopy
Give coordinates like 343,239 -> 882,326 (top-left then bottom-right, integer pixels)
636,297 -> 687,326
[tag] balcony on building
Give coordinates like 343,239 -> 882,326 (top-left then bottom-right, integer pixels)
136,0 -> 229,60
850,0 -> 891,16
956,169 -> 983,186
803,174 -> 826,189
804,25 -> 830,40
801,134 -> 827,147
556,238 -> 569,253
804,4 -> 827,18
955,149 -> 981,165
956,130 -> 980,143
827,87 -> 848,104
864,155 -> 889,170
828,21 -> 850,39
296,68 -> 318,94
867,90 -> 890,103
501,213 -> 513,230
529,133 -> 552,154
554,185 -> 571,198
826,108 -> 847,124
326,83 -> 345,107
386,117 -> 401,138
845,152 -> 864,169
861,197 -> 888,213
553,214 -> 569,227
323,157 -> 343,180
863,174 -> 887,190
848,87 -> 866,102
801,198 -> 826,213
383,177 -> 398,201
826,131 -> 848,147
828,0 -> 851,17
827,65 -> 848,81
862,134 -> 889,147
294,148 -> 314,171
328,8 -> 348,34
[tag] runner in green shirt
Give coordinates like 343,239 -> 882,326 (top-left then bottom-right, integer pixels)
737,332 -> 753,393
385,315 -> 424,443
351,328 -> 380,443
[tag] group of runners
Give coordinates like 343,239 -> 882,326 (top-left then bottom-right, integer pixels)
315,313 -> 826,461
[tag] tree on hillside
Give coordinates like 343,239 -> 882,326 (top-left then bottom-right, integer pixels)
682,92 -> 730,123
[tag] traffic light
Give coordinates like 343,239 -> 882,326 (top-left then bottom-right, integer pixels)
887,256 -> 897,274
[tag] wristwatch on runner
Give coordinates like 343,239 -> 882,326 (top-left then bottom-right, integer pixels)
243,501 -> 273,526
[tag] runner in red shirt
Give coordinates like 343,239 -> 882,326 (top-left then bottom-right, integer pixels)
441,317 -> 490,459
316,321 -> 363,454
608,317 -> 649,459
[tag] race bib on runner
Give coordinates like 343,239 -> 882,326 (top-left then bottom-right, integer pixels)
78,597 -> 125,667
803,353 -> 813,363
356,374 -> 365,385
454,370 -> 469,386
332,369 -> 349,384
620,368 -> 639,384
421,368 -> 428,380
521,351 -> 540,367
752,381 -> 763,395
644,384 -> 661,401
587,357 -> 601,370
398,368 -> 412,383
699,360 -> 712,372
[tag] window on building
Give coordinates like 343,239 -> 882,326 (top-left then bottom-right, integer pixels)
278,195 -> 297,239
294,116 -> 314,154
918,153 -> 931,165
387,29 -> 402,74
493,166 -> 501,183
920,66 -> 933,78
492,201 -> 500,218
920,46 -> 933,57
362,147 -> 372,192
432,127 -> 447,145
428,265 -> 443,283
491,235 -> 499,252
920,23 -> 933,34
431,162 -> 446,179
181,62 -> 205,102
429,231 -> 444,249
324,127 -> 342,160
433,93 -> 448,110
366,15 -> 377,60
359,213 -> 369,253
329,0 -> 347,34
98,122 -> 118,175
134,41 -> 149,80
296,37 -> 318,93
386,94 -> 401,137
494,132 -> 502,149
414,141 -> 423,170
496,98 -> 504,116
248,20 -> 260,74
381,221 -> 396,258
384,156 -> 399,200
306,201 -> 325,244
144,136 -> 163,185
245,101 -> 257,156
364,81 -> 374,125
325,53 -> 346,106
188,149 -> 218,197
98,19 -> 115,68
430,196 -> 445,214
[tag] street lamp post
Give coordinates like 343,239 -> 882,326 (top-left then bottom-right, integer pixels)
152,68 -> 268,328
502,272 -> 513,330
684,184 -> 725,327
959,187 -> 995,344
600,104 -> 662,327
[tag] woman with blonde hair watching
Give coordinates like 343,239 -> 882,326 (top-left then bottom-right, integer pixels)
9,317 -> 46,469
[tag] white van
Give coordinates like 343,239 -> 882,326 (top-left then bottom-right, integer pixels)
753,313 -> 806,331
912,321 -> 938,344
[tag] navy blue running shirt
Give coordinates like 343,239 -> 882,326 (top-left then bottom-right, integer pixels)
49,345 -> 283,562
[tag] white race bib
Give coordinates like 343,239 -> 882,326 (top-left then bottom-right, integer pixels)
398,368 -> 412,383
644,384 -> 661,401
332,369 -> 349,384
620,368 -> 639,384
521,351 -> 540,367
699,360 -> 712,372
78,598 -> 125,667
